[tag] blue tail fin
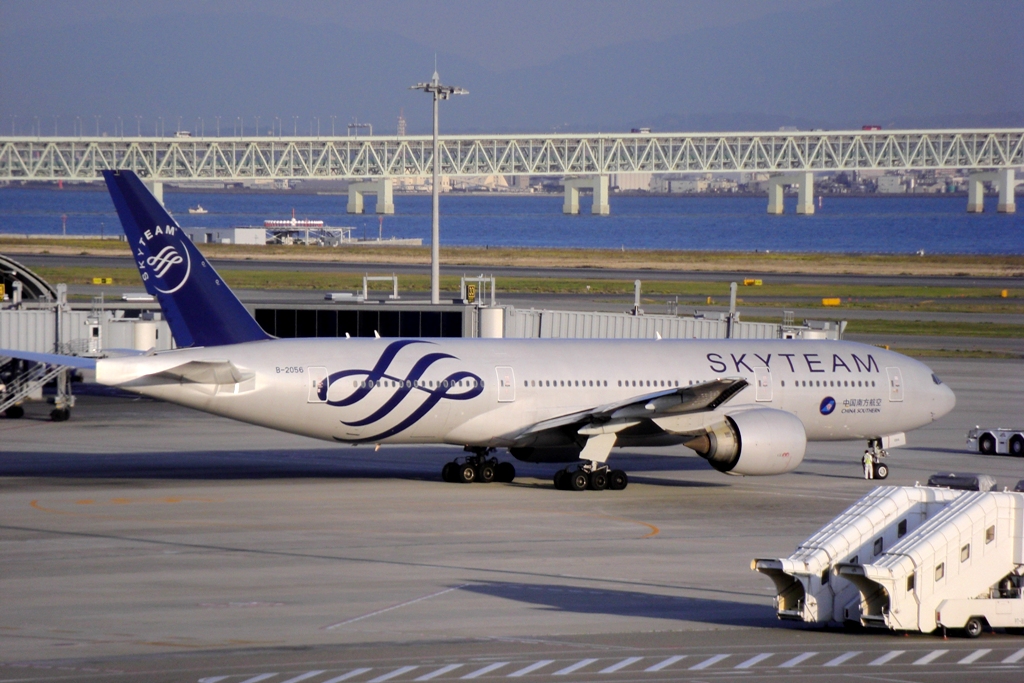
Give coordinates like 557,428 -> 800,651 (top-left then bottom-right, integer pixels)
103,170 -> 270,348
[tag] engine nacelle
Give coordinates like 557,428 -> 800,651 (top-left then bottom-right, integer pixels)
684,408 -> 806,475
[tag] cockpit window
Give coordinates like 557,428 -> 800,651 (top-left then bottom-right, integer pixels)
932,374 -> 943,385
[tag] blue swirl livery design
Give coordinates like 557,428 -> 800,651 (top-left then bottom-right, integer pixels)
327,340 -> 483,442
820,396 -> 836,415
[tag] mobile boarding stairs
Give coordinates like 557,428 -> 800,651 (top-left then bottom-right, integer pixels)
754,480 -> 1024,636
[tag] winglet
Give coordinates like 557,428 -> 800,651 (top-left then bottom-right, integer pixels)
102,170 -> 270,348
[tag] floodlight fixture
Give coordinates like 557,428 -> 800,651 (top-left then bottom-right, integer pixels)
410,71 -> 468,304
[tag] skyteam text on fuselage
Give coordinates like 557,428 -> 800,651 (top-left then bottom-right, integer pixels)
1,170 -> 956,491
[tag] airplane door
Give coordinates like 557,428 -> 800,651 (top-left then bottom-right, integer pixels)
886,367 -> 904,402
308,366 -> 328,403
754,367 -> 773,402
495,366 -> 516,403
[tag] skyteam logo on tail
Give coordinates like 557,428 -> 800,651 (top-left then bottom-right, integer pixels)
135,225 -> 191,294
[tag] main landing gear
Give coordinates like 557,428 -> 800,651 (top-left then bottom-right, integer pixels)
441,447 -> 516,484
553,463 -> 628,491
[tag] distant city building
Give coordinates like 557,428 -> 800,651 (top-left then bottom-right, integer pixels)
611,173 -> 652,191
397,111 -> 407,137
877,174 -> 908,194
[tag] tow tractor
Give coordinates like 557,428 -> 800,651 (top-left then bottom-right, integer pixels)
967,426 -> 1024,457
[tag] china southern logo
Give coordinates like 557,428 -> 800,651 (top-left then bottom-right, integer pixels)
135,225 -> 191,294
820,396 -> 836,415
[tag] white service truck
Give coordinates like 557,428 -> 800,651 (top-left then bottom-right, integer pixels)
966,427 -> 1024,456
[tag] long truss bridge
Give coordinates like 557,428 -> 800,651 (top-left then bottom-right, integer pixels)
2,128 -> 1021,214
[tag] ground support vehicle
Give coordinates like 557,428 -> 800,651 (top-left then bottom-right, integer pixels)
967,426 -> 1024,456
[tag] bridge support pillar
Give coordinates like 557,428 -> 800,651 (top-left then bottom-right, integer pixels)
766,172 -> 814,215
347,178 -> 395,214
562,175 -> 610,215
966,170 -> 1019,213
145,181 -> 164,206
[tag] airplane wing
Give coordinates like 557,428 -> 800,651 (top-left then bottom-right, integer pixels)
509,377 -> 748,460
0,349 -> 97,370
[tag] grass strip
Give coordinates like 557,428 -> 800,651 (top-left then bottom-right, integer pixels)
6,237 -> 1024,278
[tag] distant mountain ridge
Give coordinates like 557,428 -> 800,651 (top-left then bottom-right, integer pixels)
1,0 -> 1020,135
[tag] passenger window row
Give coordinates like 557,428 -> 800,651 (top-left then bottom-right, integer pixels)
780,379 -> 877,388
355,379 -> 480,389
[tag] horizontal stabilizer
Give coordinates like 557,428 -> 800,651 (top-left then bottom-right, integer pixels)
0,349 -> 97,370
152,360 -> 254,385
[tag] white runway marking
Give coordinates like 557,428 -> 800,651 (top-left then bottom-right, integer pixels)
552,659 -> 598,675
734,653 -> 773,669
461,663 -> 509,679
322,669 -> 373,683
415,664 -> 464,680
958,649 -> 991,664
823,651 -> 861,667
239,675 -> 278,683
1003,648 -> 1024,664
868,651 -> 904,666
598,657 -> 643,673
280,672 -> 326,683
324,585 -> 469,629
912,650 -> 947,665
689,654 -> 728,670
644,655 -> 686,672
368,666 -> 419,683
507,660 -> 554,677
778,652 -> 817,668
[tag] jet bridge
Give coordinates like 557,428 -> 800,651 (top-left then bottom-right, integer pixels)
753,485 -> 963,625
837,489 -> 1024,635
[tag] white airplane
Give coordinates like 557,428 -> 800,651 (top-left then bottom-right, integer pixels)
3,170 -> 956,490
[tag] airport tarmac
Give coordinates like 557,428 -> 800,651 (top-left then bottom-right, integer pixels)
2,356 -> 1024,683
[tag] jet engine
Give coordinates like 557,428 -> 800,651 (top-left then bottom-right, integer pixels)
683,408 -> 806,475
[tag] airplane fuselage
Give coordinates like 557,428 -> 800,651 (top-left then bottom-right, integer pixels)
97,337 -> 955,453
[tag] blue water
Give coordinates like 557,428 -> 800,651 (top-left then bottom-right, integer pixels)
0,188 -> 1021,254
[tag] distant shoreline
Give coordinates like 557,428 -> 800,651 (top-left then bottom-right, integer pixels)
0,183 -> 984,200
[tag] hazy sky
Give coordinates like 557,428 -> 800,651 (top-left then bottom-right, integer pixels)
1,0 -> 1020,134
3,0 -> 836,70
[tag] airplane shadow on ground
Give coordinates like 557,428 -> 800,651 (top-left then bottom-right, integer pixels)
0,448 -> 727,488
459,581 -> 777,628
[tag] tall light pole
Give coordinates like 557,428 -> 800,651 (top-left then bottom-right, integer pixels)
410,71 -> 467,304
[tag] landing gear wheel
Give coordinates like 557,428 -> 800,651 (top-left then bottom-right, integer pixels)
476,463 -> 496,483
569,470 -> 589,491
873,462 -> 889,480
4,405 -> 24,419
979,433 -> 997,455
588,470 -> 608,491
457,464 -> 476,483
50,408 -> 70,422
442,462 -> 455,483
495,462 -> 516,483
964,616 -> 984,639
554,469 -> 569,490
608,469 -> 628,490
1010,436 -> 1024,458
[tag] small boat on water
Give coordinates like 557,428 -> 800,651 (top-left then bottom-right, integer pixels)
188,204 -> 208,214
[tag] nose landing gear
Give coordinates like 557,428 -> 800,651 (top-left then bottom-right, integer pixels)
863,438 -> 889,480
441,447 -> 516,484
